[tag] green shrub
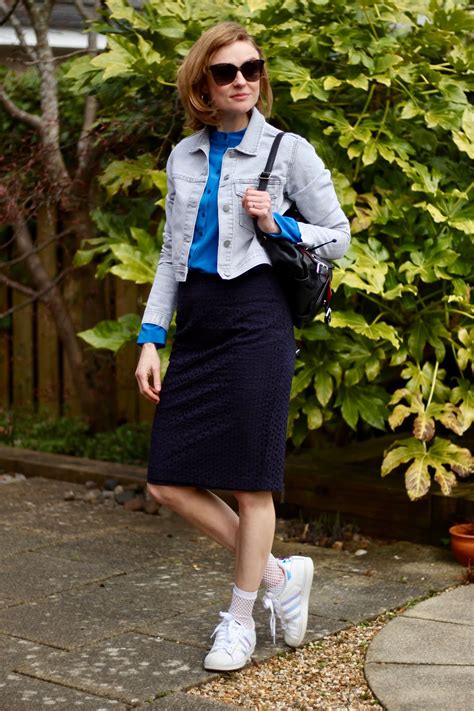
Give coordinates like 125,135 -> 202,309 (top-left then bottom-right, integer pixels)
0,410 -> 150,465
65,0 -> 473,499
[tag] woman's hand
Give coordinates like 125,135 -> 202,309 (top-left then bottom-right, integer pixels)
135,343 -> 161,404
242,188 -> 280,234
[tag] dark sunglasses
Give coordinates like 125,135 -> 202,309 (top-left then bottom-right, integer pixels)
208,59 -> 265,86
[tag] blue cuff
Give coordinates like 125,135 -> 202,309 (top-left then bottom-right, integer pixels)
266,213 -> 302,243
136,323 -> 167,348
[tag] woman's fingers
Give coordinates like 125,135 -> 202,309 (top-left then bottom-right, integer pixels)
242,188 -> 272,216
135,347 -> 161,403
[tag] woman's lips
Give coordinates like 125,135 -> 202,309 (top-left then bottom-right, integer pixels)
231,94 -> 249,99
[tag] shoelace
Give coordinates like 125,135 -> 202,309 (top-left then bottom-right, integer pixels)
262,592 -> 286,645
209,611 -> 244,650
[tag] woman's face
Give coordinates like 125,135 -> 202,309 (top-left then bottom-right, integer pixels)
205,40 -> 262,120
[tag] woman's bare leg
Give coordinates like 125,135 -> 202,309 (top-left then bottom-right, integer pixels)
232,491 -> 276,591
147,483 -> 239,552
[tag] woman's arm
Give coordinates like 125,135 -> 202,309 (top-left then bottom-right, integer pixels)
141,151 -> 179,330
286,136 -> 350,260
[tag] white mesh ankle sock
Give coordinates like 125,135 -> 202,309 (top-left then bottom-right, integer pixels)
262,554 -> 285,592
228,584 -> 257,630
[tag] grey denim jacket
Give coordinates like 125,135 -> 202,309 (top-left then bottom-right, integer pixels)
142,107 -> 350,330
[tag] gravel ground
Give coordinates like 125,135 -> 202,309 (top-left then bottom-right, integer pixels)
187,585 -> 461,710
187,612 -> 390,710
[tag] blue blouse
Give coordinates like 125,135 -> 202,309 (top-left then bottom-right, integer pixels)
137,127 -> 302,348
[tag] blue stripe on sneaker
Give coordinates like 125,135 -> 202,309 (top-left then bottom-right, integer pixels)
285,611 -> 300,622
283,602 -> 300,615
282,591 -> 300,606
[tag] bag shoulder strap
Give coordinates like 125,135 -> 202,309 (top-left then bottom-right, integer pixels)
257,131 -> 285,192
255,132 -> 285,242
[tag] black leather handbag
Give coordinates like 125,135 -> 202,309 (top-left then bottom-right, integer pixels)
254,131 -> 334,329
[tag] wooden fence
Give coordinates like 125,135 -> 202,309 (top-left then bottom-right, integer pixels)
0,217 -> 154,425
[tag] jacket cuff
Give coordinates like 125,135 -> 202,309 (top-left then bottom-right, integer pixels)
265,212 -> 302,243
136,323 -> 167,349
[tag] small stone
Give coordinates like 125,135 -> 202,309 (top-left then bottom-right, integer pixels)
115,489 -> 135,505
354,549 -> 368,556
104,478 -> 120,491
85,480 -> 98,489
144,499 -> 160,515
84,489 -> 102,503
63,491 -> 76,501
100,490 -> 115,500
332,541 -> 344,551
353,533 -> 361,542
114,485 -> 124,495
123,496 -> 146,512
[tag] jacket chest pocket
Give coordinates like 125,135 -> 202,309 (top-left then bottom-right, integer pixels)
234,180 -> 280,234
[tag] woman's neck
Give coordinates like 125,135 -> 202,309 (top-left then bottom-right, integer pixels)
216,112 -> 250,133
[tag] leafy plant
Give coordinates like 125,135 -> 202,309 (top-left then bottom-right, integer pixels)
64,0 -> 473,499
0,410 -> 150,464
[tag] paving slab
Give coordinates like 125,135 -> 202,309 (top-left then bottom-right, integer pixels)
0,559 -> 232,650
402,582 -> 474,626
0,477 -> 86,515
324,541 -> 460,588
0,634 -> 127,709
0,525 -> 61,561
366,614 -> 474,665
365,585 -> 474,709
0,673 -> 127,710
6,502 -> 131,538
365,663 -> 474,711
15,632 -> 218,705
33,530 -> 169,571
308,565 -> 429,623
0,550 -> 123,602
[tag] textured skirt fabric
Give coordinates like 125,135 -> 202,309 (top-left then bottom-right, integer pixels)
147,264 -> 295,492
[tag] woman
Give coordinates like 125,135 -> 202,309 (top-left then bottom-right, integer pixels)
135,22 -> 350,672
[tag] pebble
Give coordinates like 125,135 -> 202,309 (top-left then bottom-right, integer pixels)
63,490 -> 76,501
0,473 -> 26,484
114,485 -> 124,495
85,480 -> 98,489
83,489 -> 102,503
144,499 -> 160,515
354,549 -> 368,556
123,496 -> 146,512
332,540 -> 344,550
104,478 -> 120,491
115,489 -> 136,505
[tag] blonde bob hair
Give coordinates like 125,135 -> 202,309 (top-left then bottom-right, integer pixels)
176,22 -> 273,131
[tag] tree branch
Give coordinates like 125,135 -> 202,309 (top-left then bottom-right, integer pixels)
0,227 -> 73,269
0,265 -> 73,318
0,271 -> 36,297
0,0 -> 38,62
0,86 -> 42,129
74,0 -> 95,22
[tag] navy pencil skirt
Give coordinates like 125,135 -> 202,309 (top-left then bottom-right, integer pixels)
147,264 -> 296,492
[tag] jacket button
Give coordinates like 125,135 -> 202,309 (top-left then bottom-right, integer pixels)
223,204 -> 230,212
223,240 -> 231,248
228,150 -> 235,158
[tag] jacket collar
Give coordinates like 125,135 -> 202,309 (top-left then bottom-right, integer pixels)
188,107 -> 265,156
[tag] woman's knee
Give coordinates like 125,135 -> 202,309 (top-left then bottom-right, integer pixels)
232,490 -> 274,510
147,483 -> 192,507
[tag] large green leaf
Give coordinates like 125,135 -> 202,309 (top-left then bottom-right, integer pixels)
78,314 -> 141,353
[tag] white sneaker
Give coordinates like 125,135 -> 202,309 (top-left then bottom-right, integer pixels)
262,555 -> 314,647
203,611 -> 256,671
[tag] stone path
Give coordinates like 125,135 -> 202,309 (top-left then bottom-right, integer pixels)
0,476 -> 469,709
365,584 -> 474,710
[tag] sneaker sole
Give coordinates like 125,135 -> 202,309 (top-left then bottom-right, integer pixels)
285,557 -> 314,648
203,641 -> 256,672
